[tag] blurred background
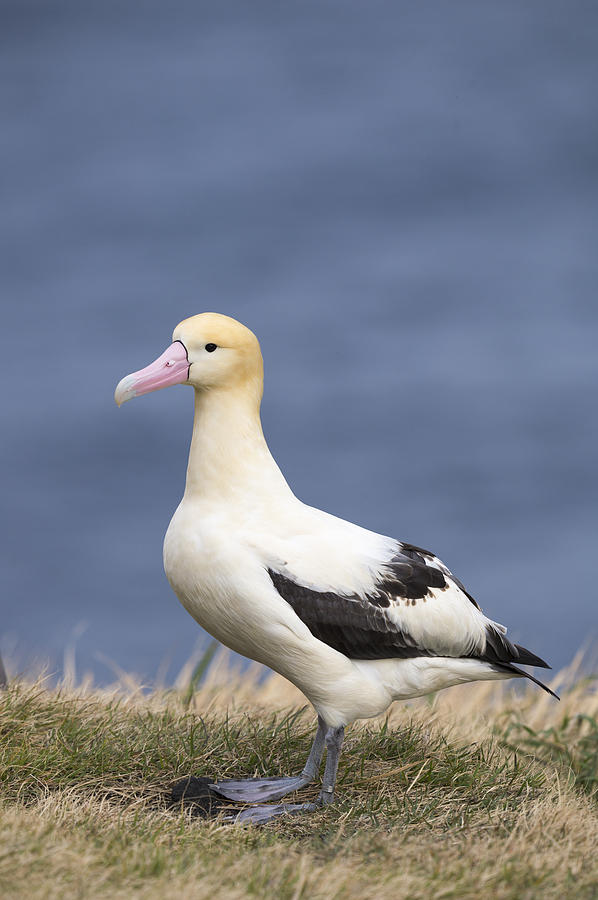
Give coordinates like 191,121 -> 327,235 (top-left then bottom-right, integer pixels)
1,0 -> 597,685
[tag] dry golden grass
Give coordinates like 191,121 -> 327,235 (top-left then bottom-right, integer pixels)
1,650 -> 597,899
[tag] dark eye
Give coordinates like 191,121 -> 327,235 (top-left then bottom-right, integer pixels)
205,343 -> 217,353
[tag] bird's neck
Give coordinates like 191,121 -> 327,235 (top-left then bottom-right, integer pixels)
183,385 -> 293,502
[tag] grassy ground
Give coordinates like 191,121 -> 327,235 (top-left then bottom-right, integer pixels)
1,651 -> 597,899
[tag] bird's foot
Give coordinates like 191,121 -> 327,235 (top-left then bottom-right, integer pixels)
210,774 -> 310,803
226,801 -> 318,825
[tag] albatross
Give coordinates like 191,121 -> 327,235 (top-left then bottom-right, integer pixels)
115,312 -> 556,823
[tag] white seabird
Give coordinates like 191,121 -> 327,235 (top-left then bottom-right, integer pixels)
115,312 -> 556,823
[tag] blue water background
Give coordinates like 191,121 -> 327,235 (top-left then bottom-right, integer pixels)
1,1 -> 597,683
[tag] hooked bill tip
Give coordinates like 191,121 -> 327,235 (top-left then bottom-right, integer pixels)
114,375 -> 137,407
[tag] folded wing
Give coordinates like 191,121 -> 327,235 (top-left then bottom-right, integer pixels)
268,540 -> 556,697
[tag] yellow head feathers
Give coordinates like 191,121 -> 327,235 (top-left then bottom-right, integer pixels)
173,312 -> 264,396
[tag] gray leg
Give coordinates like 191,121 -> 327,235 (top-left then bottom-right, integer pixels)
232,723 -> 345,825
211,716 -> 327,804
317,725 -> 345,805
301,715 -> 327,779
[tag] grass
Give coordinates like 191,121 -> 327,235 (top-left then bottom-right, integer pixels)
1,651 -> 597,898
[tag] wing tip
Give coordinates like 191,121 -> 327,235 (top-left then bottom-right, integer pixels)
484,626 -> 552,670
513,643 -> 552,670
495,662 -> 560,700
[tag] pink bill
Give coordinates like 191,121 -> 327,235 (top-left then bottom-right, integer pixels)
114,341 -> 189,406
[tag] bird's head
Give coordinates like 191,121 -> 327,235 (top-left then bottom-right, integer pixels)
114,312 -> 263,406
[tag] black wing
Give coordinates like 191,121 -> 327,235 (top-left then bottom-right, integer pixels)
269,567 -> 435,661
268,542 -> 554,695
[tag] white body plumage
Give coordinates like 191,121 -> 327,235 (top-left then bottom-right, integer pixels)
163,488 -> 512,728
116,312 -> 552,733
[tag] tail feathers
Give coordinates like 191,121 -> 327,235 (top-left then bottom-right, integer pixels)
493,662 -> 560,700
483,625 -> 551,669
481,625 -> 557,698
512,643 -> 551,669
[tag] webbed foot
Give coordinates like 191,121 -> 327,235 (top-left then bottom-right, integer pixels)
227,801 -> 318,825
210,774 -> 310,803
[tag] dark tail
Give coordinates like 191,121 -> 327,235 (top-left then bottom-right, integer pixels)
481,626 -> 559,699
493,662 -> 560,700
511,643 -> 551,669
483,625 -> 551,668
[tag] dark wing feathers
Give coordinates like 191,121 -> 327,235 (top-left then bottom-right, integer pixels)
268,541 -> 555,697
268,569 -> 433,660
484,624 -> 550,669
493,662 -> 559,700
398,543 -> 481,609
